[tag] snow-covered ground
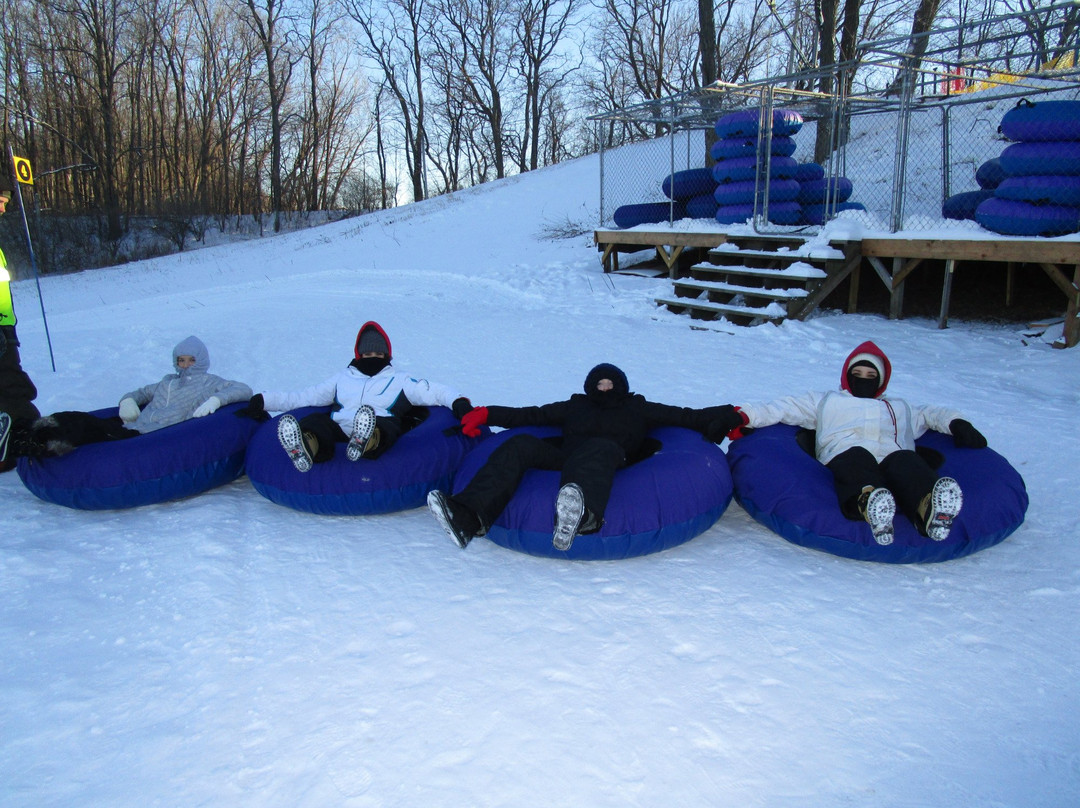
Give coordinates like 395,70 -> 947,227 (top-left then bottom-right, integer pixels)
2,120 -> 1079,807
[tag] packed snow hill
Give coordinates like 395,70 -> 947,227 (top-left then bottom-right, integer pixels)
2,132 -> 1079,806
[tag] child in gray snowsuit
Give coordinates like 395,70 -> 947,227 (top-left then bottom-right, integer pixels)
0,335 -> 251,459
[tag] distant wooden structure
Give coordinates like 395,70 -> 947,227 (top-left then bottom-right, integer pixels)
595,229 -> 1080,347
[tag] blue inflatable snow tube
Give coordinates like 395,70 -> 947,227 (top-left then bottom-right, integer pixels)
710,135 -> 798,161
994,174 -> 1080,206
801,201 -> 866,226
663,168 -> 716,200
16,403 -> 260,510
999,99 -> 1080,143
794,162 -> 825,183
245,406 -> 485,515
796,176 -> 853,205
451,425 -> 733,560
942,190 -> 995,221
713,178 -> 800,206
975,196 -> 1080,236
685,192 -> 719,219
976,157 -> 1006,190
714,109 -> 804,139
1000,141 -> 1080,176
716,201 -> 802,226
613,201 -> 686,229
727,424 -> 1028,563
712,156 -> 799,184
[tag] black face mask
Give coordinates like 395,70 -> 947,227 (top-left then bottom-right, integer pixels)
847,374 -> 880,399
352,356 -> 391,377
587,387 -> 626,408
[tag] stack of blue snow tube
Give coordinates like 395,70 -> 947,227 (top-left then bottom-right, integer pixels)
794,162 -> 864,225
974,99 -> 1080,236
942,157 -> 1000,221
711,109 -> 804,225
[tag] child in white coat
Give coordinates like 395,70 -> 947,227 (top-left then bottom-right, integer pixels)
238,321 -> 472,472
728,340 -> 987,544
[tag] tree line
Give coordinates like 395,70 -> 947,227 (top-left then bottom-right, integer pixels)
0,0 -> 1065,260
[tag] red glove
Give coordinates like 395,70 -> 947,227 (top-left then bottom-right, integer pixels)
727,407 -> 750,441
460,406 -> 489,438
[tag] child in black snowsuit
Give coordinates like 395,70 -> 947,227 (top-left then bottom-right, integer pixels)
428,363 -> 742,551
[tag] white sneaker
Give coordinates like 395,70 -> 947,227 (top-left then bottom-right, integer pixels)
346,405 -> 377,461
553,483 -> 585,551
863,487 -> 896,546
277,414 -> 313,472
925,477 -> 963,541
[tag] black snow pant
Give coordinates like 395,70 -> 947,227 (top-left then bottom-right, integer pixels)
31,411 -> 139,456
0,326 -> 40,424
453,433 -> 627,530
1,327 -> 40,471
827,446 -> 939,522
298,411 -> 403,463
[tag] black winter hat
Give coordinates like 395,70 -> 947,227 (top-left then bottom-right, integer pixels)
354,322 -> 391,357
584,363 -> 629,396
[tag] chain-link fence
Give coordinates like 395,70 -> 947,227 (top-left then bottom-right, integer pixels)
591,2 -> 1080,236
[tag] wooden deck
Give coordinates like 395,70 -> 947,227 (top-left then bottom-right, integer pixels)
595,229 -> 1080,347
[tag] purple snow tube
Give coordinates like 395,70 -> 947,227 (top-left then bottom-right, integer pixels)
999,99 -> 1080,143
245,406 -> 487,515
976,158 -> 1006,190
1000,141 -> 1080,176
712,156 -> 799,183
662,168 -> 716,201
715,201 -> 802,226
613,201 -> 687,229
801,201 -> 866,226
713,178 -> 800,206
685,192 -> 719,220
942,190 -> 995,221
796,176 -> 854,205
727,424 -> 1028,564
975,196 -> 1080,236
994,174 -> 1080,206
710,135 -> 798,161
714,108 -> 804,139
451,426 -> 733,560
17,403 -> 260,510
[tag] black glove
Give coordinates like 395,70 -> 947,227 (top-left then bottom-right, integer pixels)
950,418 -> 987,449
235,393 -> 270,422
451,397 -> 473,420
705,405 -> 748,443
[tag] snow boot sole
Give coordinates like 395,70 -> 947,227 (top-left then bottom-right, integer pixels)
864,487 -> 896,546
278,414 -> 313,472
926,477 -> 963,541
346,405 -> 377,461
553,482 -> 585,552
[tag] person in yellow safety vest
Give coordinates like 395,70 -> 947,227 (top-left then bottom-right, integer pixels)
0,185 -> 41,472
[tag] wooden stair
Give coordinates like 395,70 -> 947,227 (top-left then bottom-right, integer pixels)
655,234 -> 862,326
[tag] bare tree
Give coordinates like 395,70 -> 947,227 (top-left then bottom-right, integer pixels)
513,0 -> 580,172
344,0 -> 432,202
239,0 -> 299,232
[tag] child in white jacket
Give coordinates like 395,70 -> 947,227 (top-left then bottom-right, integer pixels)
238,321 -> 472,472
730,340 -> 988,545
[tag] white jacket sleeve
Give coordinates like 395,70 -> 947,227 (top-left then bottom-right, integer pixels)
910,403 -> 964,438
261,373 -> 342,413
401,376 -> 464,410
740,391 -> 824,430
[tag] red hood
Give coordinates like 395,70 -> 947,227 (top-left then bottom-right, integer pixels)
840,340 -> 891,397
354,321 -> 392,360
